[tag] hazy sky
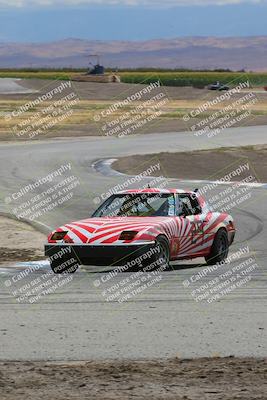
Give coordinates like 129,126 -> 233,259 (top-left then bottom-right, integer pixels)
0,0 -> 267,42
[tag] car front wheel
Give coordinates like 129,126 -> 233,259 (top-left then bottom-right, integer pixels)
205,229 -> 229,265
139,236 -> 170,271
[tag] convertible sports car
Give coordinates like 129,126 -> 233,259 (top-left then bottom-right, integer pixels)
45,188 -> 236,274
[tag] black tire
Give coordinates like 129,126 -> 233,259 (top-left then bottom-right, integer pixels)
142,236 -> 170,270
205,229 -> 229,265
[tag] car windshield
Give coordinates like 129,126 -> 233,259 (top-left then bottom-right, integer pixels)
93,193 -> 176,218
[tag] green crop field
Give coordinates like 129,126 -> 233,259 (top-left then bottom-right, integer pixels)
119,71 -> 267,87
0,69 -> 267,87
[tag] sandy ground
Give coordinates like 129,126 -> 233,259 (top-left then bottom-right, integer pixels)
0,216 -> 46,264
16,78 -> 224,101
0,358 -> 266,400
113,145 -> 267,183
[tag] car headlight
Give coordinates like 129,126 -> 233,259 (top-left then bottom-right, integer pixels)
119,231 -> 138,241
50,231 -> 68,241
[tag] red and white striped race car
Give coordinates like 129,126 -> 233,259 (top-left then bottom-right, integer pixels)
45,188 -> 236,273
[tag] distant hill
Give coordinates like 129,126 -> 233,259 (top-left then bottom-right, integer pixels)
0,37 -> 267,71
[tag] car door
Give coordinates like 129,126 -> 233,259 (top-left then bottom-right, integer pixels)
174,194 -> 207,257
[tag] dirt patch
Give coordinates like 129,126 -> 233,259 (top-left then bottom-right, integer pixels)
0,216 -> 46,263
0,357 -> 266,400
16,79 -> 217,101
113,145 -> 267,183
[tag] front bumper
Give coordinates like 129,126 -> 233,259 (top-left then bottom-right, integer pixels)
45,241 -> 155,266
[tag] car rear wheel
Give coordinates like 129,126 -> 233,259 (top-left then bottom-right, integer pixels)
205,229 -> 229,265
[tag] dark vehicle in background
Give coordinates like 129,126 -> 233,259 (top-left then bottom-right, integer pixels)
208,81 -> 230,91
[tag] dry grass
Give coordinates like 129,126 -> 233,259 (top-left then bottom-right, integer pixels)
1,97 -> 267,138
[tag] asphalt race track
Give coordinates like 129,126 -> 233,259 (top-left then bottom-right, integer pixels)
0,128 -> 266,361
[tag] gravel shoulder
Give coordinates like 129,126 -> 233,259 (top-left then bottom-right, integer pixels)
1,357 -> 266,400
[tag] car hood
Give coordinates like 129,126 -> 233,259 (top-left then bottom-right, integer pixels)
50,216 -> 174,244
